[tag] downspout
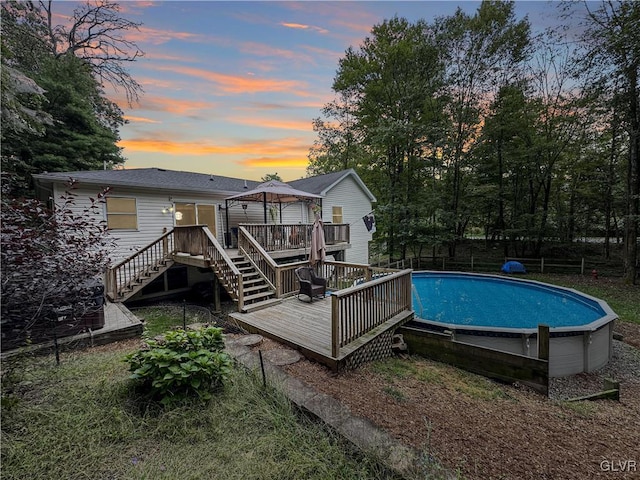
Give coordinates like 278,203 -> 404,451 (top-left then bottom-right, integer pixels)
225,199 -> 230,247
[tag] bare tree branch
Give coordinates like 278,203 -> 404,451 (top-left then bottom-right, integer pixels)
39,0 -> 144,105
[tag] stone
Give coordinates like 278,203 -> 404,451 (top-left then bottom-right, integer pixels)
262,348 -> 302,365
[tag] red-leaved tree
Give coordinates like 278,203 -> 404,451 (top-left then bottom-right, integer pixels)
1,179 -> 114,349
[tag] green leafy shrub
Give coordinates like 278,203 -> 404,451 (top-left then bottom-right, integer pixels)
126,327 -> 231,405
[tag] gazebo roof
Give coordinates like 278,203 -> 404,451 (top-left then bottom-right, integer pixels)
225,179 -> 322,204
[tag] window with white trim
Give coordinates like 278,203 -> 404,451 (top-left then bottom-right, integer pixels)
106,197 -> 137,230
174,203 -> 217,232
332,206 -> 343,224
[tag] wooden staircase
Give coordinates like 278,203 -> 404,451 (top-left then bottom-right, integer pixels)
230,254 -> 280,313
106,226 -> 281,312
115,258 -> 174,302
106,230 -> 176,302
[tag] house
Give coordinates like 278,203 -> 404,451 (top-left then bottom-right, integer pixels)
32,168 -> 414,372
33,167 -> 377,304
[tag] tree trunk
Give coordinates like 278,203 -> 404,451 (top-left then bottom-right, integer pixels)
623,65 -> 639,285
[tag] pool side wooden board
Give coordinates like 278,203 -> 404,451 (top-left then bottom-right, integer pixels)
399,326 -> 550,395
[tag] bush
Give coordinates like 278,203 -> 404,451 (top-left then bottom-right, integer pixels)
126,326 -> 231,406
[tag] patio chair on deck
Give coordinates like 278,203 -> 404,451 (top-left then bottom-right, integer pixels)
295,267 -> 327,302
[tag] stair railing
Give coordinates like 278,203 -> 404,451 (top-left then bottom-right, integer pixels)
200,227 -> 244,311
106,229 -> 175,301
237,226 -> 280,295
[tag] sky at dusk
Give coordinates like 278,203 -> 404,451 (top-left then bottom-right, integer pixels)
56,1 -> 576,181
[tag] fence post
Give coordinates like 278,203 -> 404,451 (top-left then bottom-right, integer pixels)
541,257 -> 545,274
471,255 -> 474,272
442,257 -> 446,271
581,258 -> 585,275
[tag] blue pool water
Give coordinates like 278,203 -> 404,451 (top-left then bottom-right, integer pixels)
412,272 -> 606,330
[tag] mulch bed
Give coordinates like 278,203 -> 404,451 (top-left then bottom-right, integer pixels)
281,323 -> 640,480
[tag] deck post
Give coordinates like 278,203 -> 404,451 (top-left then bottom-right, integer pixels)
331,295 -> 340,358
237,273 -> 244,312
162,229 -> 168,258
213,275 -> 221,312
538,324 -> 550,361
275,266 -> 282,297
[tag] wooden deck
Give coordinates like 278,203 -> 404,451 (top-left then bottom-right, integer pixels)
228,295 -> 413,371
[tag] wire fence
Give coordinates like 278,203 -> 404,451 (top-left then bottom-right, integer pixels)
372,255 -> 627,277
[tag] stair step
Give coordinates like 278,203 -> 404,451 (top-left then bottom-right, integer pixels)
242,277 -> 265,286
243,291 -> 275,302
241,297 -> 282,313
243,284 -> 270,294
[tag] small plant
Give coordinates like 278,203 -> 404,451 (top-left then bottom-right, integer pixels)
126,326 -> 231,406
382,385 -> 406,402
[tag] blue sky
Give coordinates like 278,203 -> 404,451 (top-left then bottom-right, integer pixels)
56,1 -> 578,181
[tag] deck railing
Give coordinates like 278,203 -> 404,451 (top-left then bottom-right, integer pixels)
240,223 -> 349,252
275,261 -> 400,298
330,269 -> 413,357
106,229 -> 175,300
265,261 -> 411,358
200,227 -> 244,310
173,226 -> 244,309
237,226 -> 279,293
107,226 -> 244,308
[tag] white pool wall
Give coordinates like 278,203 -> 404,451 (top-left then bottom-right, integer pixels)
413,271 -> 618,377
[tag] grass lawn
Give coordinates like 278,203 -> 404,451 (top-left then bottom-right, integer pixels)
1,343 -> 399,480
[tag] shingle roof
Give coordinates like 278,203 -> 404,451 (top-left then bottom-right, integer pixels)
33,168 -> 261,194
33,167 -> 377,202
290,169 -> 376,202
289,170 -> 351,195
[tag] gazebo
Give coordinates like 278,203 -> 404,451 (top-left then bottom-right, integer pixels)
224,180 -> 322,248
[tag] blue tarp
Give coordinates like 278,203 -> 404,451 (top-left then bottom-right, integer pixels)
501,260 -> 527,274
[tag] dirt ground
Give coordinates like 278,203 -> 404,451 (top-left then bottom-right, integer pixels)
279,323 -> 640,480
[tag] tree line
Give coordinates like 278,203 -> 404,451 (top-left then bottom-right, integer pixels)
307,0 -> 639,284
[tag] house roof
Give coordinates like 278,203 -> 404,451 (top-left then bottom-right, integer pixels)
290,169 -> 377,203
33,168 -> 261,195
33,167 -> 377,203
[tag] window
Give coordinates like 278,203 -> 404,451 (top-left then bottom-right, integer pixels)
175,203 -> 196,226
174,203 -> 217,232
196,204 -> 216,232
106,197 -> 137,229
332,206 -> 343,224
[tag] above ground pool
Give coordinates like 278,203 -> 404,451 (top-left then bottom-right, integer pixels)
410,271 -> 618,377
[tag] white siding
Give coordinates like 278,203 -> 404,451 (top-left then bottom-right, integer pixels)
49,173 -> 374,265
321,175 -> 373,265
52,184 -> 229,263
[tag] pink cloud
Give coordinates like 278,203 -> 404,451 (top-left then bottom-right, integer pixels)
119,135 -> 311,159
134,95 -> 216,116
280,22 -> 329,34
124,115 -> 161,124
151,65 -> 311,96
238,41 -> 313,63
228,116 -> 313,132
